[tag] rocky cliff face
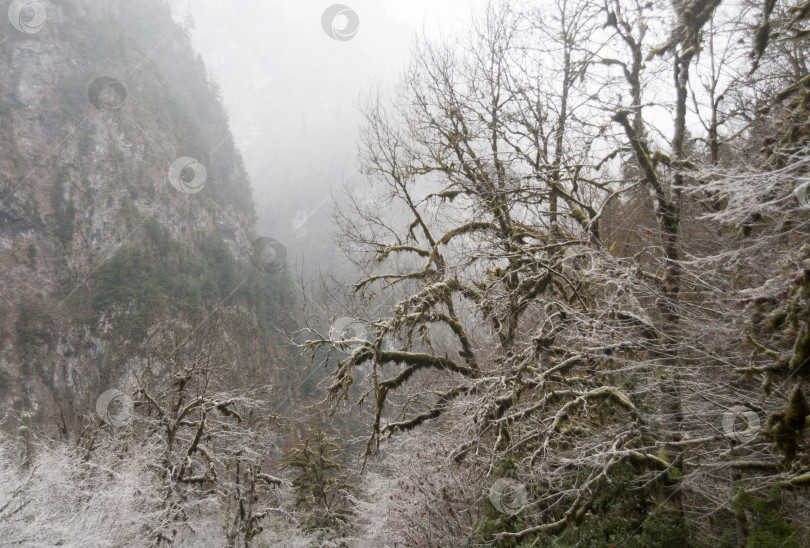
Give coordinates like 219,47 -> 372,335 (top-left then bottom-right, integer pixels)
0,0 -> 289,418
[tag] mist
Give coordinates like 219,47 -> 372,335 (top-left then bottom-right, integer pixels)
3,0 -> 809,545
168,0 -> 484,272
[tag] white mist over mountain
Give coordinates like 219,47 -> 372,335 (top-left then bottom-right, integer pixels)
168,0 -> 484,271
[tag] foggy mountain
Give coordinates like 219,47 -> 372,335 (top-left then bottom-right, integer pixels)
2,0 -> 810,546
168,0 -> 471,274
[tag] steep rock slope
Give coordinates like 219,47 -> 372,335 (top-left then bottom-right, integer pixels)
0,0 -> 291,417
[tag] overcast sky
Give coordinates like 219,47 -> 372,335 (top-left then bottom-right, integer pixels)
165,0 -> 485,266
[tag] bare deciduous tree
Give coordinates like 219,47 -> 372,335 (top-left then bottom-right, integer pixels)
306,0 -> 810,544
